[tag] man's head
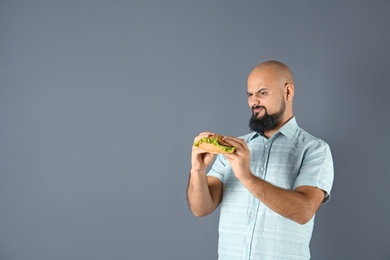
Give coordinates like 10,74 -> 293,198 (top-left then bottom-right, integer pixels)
247,60 -> 295,137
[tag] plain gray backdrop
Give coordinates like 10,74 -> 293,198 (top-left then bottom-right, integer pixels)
1,1 -> 389,259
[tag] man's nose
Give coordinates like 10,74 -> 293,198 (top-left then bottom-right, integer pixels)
249,95 -> 260,107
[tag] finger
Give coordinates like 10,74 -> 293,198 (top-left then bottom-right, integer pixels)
223,137 -> 247,151
223,152 -> 237,161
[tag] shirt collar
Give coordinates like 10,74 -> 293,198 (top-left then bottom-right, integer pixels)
249,116 -> 298,141
278,116 -> 298,141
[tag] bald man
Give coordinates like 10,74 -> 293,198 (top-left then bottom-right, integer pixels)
187,60 -> 334,259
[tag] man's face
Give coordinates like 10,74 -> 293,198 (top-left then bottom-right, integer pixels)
249,96 -> 286,134
246,69 -> 286,134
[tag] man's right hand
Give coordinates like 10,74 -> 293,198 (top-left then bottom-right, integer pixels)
191,132 -> 217,172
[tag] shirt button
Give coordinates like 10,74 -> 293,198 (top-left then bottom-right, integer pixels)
265,144 -> 269,148
260,167 -> 264,171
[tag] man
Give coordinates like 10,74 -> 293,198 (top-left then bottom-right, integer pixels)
187,60 -> 334,259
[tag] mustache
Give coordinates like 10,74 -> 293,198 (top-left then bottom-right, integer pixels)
251,105 -> 265,112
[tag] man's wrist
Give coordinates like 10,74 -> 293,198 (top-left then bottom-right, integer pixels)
190,168 -> 206,176
238,170 -> 256,185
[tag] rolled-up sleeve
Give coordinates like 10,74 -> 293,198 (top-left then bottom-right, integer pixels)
293,141 -> 334,203
207,154 -> 230,183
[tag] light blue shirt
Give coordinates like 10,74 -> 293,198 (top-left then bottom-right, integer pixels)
207,117 -> 334,260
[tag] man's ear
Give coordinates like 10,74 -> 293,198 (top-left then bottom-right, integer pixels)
285,83 -> 295,101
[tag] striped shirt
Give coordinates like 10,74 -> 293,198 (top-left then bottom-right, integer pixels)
207,117 -> 334,260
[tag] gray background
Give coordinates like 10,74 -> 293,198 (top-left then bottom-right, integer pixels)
1,1 -> 389,259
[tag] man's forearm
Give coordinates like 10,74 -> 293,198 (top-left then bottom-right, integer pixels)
187,169 -> 215,217
240,174 -> 323,224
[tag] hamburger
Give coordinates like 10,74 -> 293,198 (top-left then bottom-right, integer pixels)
194,134 -> 236,154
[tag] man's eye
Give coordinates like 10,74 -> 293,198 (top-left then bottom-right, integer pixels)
247,93 -> 253,97
259,91 -> 267,95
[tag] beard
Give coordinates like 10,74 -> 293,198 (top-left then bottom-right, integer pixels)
249,98 -> 286,135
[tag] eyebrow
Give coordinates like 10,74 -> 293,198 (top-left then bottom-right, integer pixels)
246,87 -> 269,95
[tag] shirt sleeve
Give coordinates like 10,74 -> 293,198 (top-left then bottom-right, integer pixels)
206,154 -> 230,183
293,140 -> 334,204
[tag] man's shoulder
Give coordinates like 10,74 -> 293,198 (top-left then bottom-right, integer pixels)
294,127 -> 330,149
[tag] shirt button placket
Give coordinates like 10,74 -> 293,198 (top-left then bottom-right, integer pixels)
262,142 -> 271,179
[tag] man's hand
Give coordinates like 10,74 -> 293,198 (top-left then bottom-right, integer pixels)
191,132 -> 217,172
188,132 -> 222,217
222,137 -> 253,181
